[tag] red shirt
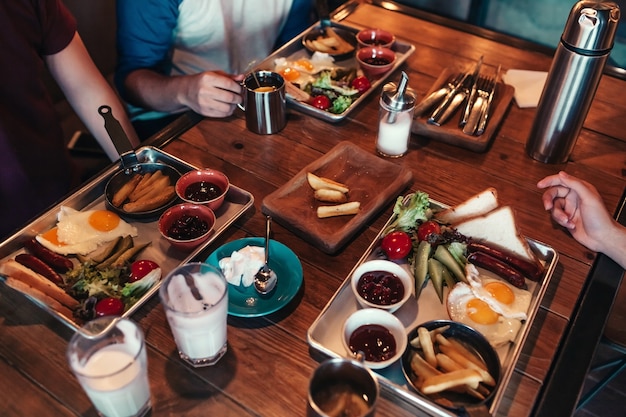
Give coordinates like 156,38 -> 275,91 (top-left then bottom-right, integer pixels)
0,0 -> 78,239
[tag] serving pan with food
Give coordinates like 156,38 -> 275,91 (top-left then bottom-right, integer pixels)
254,21 -> 415,123
0,146 -> 254,332
307,187 -> 558,416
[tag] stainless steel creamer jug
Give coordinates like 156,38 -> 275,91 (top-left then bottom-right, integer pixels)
526,1 -> 620,164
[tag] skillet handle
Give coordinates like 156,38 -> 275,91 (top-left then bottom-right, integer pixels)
98,105 -> 139,171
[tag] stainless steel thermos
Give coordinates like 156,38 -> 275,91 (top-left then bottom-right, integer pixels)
526,1 -> 620,164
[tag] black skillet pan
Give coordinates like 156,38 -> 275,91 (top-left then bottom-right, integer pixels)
302,0 -> 357,60
98,105 -> 180,219
401,320 -> 501,417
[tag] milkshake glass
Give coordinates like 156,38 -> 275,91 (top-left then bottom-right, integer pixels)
67,317 -> 151,417
159,262 -> 228,367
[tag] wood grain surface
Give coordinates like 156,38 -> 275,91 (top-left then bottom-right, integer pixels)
1,2 -> 625,417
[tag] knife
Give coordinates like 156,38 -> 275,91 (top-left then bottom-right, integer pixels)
476,64 -> 501,136
459,56 -> 483,127
427,59 -> 481,125
428,87 -> 467,127
414,73 -> 462,118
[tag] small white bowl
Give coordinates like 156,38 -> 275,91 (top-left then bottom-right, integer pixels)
342,308 -> 407,369
350,259 -> 413,313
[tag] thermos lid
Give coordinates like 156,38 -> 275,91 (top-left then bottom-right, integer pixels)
382,72 -> 416,111
561,1 -> 620,52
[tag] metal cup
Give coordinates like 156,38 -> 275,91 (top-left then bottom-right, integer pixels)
307,357 -> 379,417
239,71 -> 286,135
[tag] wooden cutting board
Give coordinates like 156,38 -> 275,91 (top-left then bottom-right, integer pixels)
262,141 -> 413,254
411,67 -> 514,152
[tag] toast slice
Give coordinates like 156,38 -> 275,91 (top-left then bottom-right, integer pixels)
434,188 -> 499,224
452,205 -> 538,264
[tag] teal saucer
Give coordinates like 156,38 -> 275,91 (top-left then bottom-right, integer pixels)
205,237 -> 303,317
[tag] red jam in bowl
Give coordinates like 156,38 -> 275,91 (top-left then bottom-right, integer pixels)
184,181 -> 224,202
357,270 -> 405,305
349,324 -> 397,362
166,214 -> 209,240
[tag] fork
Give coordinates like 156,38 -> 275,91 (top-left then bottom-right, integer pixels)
476,65 -> 500,135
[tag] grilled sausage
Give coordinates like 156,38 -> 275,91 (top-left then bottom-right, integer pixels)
15,253 -> 63,285
467,241 -> 543,281
24,238 -> 73,273
467,251 -> 526,289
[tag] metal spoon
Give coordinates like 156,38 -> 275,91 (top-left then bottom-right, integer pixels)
254,216 -> 277,295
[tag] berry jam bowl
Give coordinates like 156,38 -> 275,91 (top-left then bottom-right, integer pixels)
350,259 -> 412,313
356,46 -> 396,79
158,203 -> 216,252
175,169 -> 229,212
342,308 -> 407,369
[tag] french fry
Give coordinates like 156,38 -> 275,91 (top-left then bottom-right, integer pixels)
436,334 -> 489,372
409,325 -> 450,348
436,353 -> 486,400
129,170 -> 166,202
307,172 -> 349,193
123,185 -> 175,213
112,174 -> 142,207
314,189 -> 348,203
422,369 -> 483,394
317,201 -> 360,218
438,343 -> 496,387
418,327 -> 438,368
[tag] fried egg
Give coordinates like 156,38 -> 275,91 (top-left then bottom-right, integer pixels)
36,206 -> 138,255
274,52 -> 336,87
446,264 -> 531,347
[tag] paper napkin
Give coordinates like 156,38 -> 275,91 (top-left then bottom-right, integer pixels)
502,69 -> 548,108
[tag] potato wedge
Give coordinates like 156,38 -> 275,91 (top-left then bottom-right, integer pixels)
317,202 -> 360,218
307,172 -> 349,193
314,189 -> 348,203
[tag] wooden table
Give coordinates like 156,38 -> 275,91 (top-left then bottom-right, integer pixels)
1,2 -> 625,416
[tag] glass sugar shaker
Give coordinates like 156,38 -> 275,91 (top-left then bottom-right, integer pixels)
376,71 -> 416,158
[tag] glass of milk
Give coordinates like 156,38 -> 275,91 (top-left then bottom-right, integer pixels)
67,317 -> 151,417
159,262 -> 228,367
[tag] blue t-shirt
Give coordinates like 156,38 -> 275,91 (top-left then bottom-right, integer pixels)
116,0 -> 314,121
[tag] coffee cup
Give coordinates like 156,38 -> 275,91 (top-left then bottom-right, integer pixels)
307,357 -> 379,417
239,71 -> 286,135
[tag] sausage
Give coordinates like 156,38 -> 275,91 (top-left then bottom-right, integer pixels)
15,253 -> 63,285
466,251 -> 527,289
24,238 -> 73,273
467,241 -> 544,281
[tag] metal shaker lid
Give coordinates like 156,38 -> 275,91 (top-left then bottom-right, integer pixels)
382,71 -> 416,111
561,1 -> 620,52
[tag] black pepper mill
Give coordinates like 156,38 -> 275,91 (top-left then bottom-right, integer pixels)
526,1 -> 620,164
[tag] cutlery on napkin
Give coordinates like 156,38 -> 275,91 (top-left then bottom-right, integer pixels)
501,69 -> 548,108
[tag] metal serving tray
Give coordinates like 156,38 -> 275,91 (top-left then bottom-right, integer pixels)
0,146 -> 254,331
255,21 -> 416,123
307,196 -> 558,416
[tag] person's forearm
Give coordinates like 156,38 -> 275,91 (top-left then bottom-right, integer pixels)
46,33 -> 139,160
601,222 -> 626,270
124,69 -> 191,114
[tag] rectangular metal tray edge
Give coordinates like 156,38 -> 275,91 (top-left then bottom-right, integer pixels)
0,146 -> 254,331
306,196 -> 558,417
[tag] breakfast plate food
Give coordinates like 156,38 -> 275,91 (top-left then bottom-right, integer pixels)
254,21 -> 415,123
0,147 -> 254,331
205,237 -> 303,317
307,188 -> 558,416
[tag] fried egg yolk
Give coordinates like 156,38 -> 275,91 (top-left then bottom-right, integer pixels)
466,298 -> 500,325
280,67 -> 302,82
88,210 -> 120,232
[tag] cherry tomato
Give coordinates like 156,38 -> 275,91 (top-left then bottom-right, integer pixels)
351,76 -> 371,93
381,230 -> 412,260
129,259 -> 160,283
417,221 -> 441,242
95,297 -> 125,317
311,95 -> 331,110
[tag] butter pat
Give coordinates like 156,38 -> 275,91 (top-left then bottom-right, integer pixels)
219,246 -> 265,287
